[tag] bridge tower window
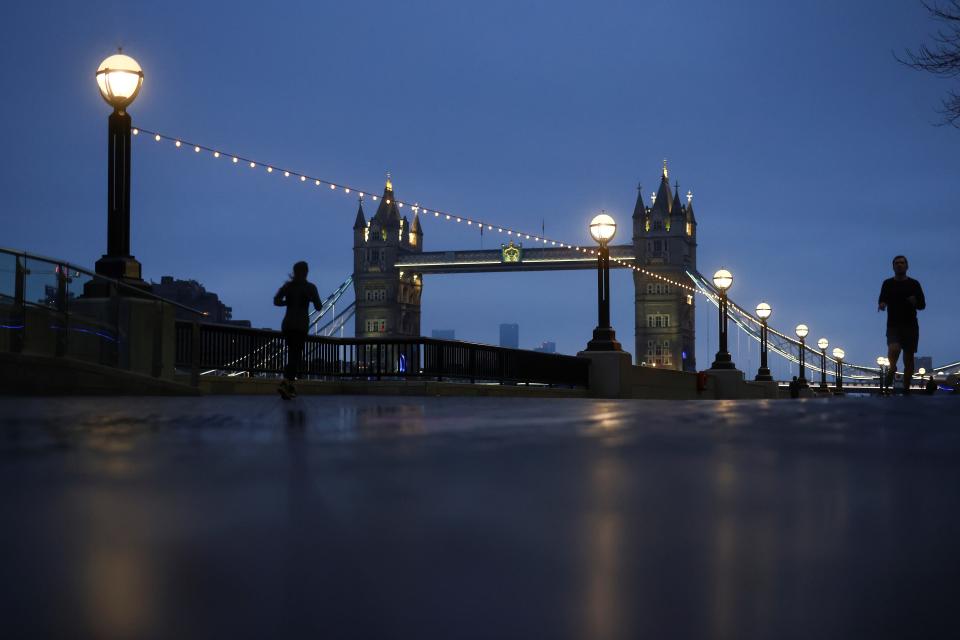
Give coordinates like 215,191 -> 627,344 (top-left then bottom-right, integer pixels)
365,288 -> 387,302
365,319 -> 386,333
647,314 -> 670,328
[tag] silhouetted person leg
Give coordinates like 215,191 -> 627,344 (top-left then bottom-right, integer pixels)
284,330 -> 306,386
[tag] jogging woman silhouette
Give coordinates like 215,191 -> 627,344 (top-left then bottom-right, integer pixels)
273,261 -> 322,398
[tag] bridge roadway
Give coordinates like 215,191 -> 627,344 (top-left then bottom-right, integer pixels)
2,394 -> 958,638
395,244 -> 636,273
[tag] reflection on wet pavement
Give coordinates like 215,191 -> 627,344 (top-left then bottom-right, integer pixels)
1,396 -> 958,638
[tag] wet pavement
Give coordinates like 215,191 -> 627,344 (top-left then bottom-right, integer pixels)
2,395 -> 959,639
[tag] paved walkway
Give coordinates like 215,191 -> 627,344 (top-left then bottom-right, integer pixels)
2,396 -> 958,639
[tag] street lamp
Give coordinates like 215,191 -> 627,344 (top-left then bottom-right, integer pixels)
817,338 -> 829,390
90,50 -> 148,293
585,212 -> 621,351
795,324 -> 809,387
832,347 -> 845,392
755,302 -> 773,381
710,269 -> 735,369
877,355 -> 889,394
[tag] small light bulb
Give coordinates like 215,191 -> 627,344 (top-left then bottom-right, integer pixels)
467,220 -> 471,225
445,215 -> 450,220
301,176 -> 306,182
284,171 -> 289,177
154,134 -> 161,142
175,140 -> 181,147
434,212 -> 439,217
214,151 -> 220,158
315,180 -> 320,186
373,196 -> 378,201
498,228 -> 502,232
345,188 -> 350,194
233,157 -> 239,163
267,167 -> 273,173
250,162 -> 256,168
359,192 -> 364,198
330,184 -> 335,189
132,128 -> 139,135
398,201 -> 402,207
194,146 -> 201,153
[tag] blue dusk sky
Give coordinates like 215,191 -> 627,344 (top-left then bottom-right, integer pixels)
2,0 -> 958,375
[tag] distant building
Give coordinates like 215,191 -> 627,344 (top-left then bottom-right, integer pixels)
432,329 -> 456,340
916,356 -> 933,373
499,323 -> 519,349
533,341 -> 556,354
152,276 -> 250,326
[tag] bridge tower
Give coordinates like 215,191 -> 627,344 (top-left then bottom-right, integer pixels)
632,161 -> 697,371
352,176 -> 423,338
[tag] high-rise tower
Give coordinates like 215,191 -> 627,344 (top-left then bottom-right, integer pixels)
352,176 -> 423,338
632,161 -> 697,371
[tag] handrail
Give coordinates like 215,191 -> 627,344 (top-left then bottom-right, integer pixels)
175,320 -> 590,387
0,246 -> 206,318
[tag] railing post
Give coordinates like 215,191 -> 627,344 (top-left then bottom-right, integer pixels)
190,320 -> 201,388
12,255 -> 26,354
55,264 -> 68,357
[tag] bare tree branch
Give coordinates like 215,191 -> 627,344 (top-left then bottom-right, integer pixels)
897,1 -> 960,126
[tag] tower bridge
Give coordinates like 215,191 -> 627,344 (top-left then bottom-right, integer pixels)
352,163 -> 698,371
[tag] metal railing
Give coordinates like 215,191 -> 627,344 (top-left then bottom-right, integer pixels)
1,246 -> 204,379
175,320 -> 590,387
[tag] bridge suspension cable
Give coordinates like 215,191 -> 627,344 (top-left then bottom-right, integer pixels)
134,126 -> 698,295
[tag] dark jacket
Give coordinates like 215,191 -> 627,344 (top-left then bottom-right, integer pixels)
274,279 -> 322,334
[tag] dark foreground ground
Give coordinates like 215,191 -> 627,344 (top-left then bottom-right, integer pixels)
1,395 -> 958,639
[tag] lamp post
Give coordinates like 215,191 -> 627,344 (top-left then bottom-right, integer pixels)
585,213 -> 621,351
817,338 -> 829,391
795,324 -> 809,388
755,302 -> 773,381
832,347 -> 845,392
877,356 -> 889,394
90,50 -> 148,293
710,269 -> 735,369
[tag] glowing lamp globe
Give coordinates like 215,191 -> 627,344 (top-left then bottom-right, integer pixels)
756,302 -> 772,320
795,324 -> 809,339
817,338 -> 829,350
832,347 -> 845,361
589,213 -> 617,244
918,367 -> 926,376
712,269 -> 733,292
96,52 -> 143,110
876,356 -> 886,366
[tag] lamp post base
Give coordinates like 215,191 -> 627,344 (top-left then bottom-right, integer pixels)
755,367 -> 773,381
84,255 -> 151,297
711,352 -> 736,370
585,326 -> 622,352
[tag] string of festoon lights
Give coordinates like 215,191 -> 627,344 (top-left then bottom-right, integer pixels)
134,127 -> 698,294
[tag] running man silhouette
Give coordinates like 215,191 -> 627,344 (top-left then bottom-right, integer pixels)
878,255 -> 926,394
274,261 -> 322,398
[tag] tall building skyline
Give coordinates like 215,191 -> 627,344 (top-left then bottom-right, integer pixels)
499,323 -> 519,349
